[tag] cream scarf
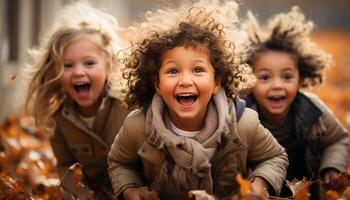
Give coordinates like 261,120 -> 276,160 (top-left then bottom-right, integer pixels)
145,90 -> 231,196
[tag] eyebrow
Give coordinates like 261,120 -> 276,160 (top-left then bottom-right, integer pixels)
162,59 -> 208,65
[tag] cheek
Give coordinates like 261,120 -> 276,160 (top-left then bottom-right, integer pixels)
58,73 -> 69,87
252,83 -> 266,95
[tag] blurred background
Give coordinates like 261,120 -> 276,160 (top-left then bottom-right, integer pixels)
1,0 -> 349,130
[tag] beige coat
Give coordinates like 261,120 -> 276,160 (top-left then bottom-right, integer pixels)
245,91 -> 350,199
51,97 -> 130,190
108,93 -> 288,200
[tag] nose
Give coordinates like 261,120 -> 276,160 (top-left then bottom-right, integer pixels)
178,72 -> 193,87
72,64 -> 85,77
271,78 -> 283,89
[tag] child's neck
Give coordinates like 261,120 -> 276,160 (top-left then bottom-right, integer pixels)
79,105 -> 99,118
78,95 -> 104,118
260,110 -> 290,129
168,111 -> 206,132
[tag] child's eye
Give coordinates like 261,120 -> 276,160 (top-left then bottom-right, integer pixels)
84,61 -> 96,66
193,67 -> 204,73
166,69 -> 178,75
63,63 -> 73,68
258,74 -> 270,81
283,74 -> 293,81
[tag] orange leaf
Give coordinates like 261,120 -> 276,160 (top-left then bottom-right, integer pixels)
286,178 -> 307,196
326,190 -> 339,200
69,163 -> 84,189
236,174 -> 251,197
288,178 -> 311,200
343,186 -> 350,199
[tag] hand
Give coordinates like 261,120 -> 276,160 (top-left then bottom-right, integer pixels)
249,177 -> 269,199
323,169 -> 339,189
123,186 -> 159,200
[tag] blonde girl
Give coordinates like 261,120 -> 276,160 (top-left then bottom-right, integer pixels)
23,2 -> 130,196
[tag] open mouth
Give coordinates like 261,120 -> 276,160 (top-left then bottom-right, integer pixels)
176,93 -> 198,106
73,82 -> 91,94
268,95 -> 286,107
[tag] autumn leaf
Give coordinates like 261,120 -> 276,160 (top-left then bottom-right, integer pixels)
326,190 -> 339,200
343,186 -> 350,199
286,177 -> 311,200
236,174 -> 251,198
58,163 -> 95,200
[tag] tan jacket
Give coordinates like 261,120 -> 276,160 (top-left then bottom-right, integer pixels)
108,94 -> 288,199
51,97 -> 130,190
305,92 -> 349,174
246,91 -> 350,199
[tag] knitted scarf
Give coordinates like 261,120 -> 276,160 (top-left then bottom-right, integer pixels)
145,90 -> 230,197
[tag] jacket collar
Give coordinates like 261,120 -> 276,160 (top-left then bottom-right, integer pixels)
292,92 -> 322,140
58,97 -> 112,147
245,92 -> 322,139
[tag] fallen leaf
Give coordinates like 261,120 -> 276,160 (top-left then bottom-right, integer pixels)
326,190 -> 339,200
236,174 -> 251,198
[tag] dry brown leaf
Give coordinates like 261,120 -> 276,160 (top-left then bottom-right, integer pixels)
326,190 -> 339,200
343,186 -> 350,199
58,163 -> 95,200
290,178 -> 311,200
236,174 -> 251,198
286,177 -> 309,197
70,163 -> 83,189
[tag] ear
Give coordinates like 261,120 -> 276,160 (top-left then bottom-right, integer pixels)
152,76 -> 161,95
213,79 -> 221,94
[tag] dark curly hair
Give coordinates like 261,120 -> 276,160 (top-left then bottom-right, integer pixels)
243,6 -> 333,88
121,0 -> 255,109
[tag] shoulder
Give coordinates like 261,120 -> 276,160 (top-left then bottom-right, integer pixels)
237,107 -> 260,132
299,91 -> 328,112
122,109 -> 146,134
116,109 -> 147,149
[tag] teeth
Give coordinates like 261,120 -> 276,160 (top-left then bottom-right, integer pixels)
177,93 -> 196,97
74,82 -> 87,86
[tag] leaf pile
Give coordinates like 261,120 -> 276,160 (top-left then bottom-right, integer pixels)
0,115 -> 112,200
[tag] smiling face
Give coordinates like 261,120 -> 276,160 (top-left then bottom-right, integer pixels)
59,35 -> 108,117
252,50 -> 300,126
155,45 -> 220,131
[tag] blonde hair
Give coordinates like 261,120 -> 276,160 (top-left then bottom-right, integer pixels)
121,0 -> 255,109
23,1 -> 123,129
242,6 -> 333,88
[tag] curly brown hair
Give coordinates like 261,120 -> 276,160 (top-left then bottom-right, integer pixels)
243,6 -> 333,88
121,0 -> 255,109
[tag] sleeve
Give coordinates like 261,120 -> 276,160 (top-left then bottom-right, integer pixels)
240,108 -> 288,195
107,120 -> 144,197
318,103 -> 350,174
50,127 -> 77,177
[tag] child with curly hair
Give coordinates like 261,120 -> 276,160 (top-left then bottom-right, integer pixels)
22,2 -> 130,197
108,1 -> 288,199
243,6 -> 350,199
